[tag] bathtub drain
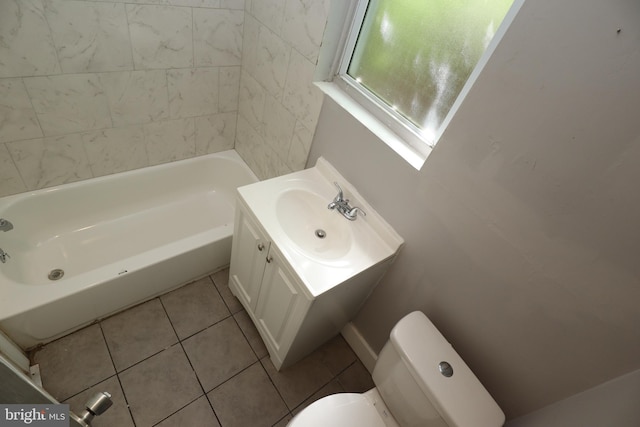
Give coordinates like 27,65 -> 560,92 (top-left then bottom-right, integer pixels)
48,269 -> 64,281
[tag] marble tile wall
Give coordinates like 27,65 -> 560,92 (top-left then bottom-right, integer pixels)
235,0 -> 330,180
0,0 -> 244,197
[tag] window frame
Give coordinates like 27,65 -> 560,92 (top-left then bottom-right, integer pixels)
316,0 -> 524,170
335,0 -> 434,159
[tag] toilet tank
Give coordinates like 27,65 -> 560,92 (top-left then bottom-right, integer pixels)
372,312 -> 505,427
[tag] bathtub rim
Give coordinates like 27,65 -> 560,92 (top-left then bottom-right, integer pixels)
0,149 -> 254,208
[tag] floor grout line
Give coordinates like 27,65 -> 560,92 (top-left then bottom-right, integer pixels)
36,270 -> 371,427
158,286 -> 226,427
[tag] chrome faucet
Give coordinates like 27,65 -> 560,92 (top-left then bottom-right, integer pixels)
0,248 -> 9,264
327,182 -> 366,221
0,218 -> 12,232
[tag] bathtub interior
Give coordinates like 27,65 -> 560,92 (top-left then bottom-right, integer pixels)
0,151 -> 254,286
2,191 -> 235,285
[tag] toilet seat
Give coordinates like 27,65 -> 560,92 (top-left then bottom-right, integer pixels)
288,391 -> 398,427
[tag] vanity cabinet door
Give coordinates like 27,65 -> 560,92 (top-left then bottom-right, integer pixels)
229,205 -> 270,311
254,245 -> 310,360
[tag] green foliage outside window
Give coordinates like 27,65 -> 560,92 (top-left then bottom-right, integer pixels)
349,0 -> 513,141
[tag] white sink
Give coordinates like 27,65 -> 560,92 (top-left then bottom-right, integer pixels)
237,157 -> 403,295
276,189 -> 352,261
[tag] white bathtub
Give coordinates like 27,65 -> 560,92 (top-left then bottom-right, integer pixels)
0,150 -> 257,349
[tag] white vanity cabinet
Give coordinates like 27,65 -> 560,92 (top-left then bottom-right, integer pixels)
254,243 -> 312,359
228,203 -> 271,311
229,199 -> 313,369
228,158 -> 404,370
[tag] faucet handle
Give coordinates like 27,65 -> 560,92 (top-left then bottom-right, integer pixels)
346,207 -> 366,221
333,182 -> 344,202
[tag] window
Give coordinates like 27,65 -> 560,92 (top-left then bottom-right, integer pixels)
319,0 -> 519,168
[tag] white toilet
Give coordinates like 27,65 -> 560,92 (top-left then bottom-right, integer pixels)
288,311 -> 505,427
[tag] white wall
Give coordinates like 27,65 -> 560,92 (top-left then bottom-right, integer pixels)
506,369 -> 640,427
309,0 -> 640,419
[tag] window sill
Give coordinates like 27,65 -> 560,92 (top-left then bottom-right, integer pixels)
314,81 -> 429,171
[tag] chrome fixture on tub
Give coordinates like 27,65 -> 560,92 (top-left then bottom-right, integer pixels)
0,218 -> 12,232
70,391 -> 113,427
327,182 -> 366,221
0,249 -> 8,264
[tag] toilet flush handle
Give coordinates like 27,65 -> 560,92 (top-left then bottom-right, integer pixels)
439,361 -> 454,377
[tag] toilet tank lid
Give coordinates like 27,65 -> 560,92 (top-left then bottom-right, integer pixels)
390,312 -> 505,427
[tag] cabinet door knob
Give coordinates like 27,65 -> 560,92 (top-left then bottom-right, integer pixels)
257,243 -> 265,251
266,255 -> 273,263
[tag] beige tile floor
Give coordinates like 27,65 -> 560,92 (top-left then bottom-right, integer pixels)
31,269 -> 374,427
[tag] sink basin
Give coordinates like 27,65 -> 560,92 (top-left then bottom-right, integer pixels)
276,189 -> 352,261
237,157 -> 403,295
